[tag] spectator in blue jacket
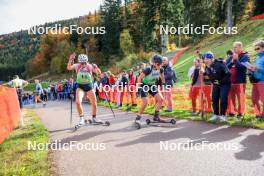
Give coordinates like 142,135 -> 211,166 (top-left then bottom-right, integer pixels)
249,41 -> 264,118
162,57 -> 177,112
226,42 -> 249,118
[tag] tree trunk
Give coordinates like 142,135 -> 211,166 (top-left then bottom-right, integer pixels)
227,0 -> 233,28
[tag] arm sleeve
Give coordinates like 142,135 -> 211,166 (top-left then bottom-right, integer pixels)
225,58 -> 233,69
219,65 -> 231,84
235,55 -> 249,70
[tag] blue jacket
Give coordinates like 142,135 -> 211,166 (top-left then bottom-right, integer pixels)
163,64 -> 177,86
253,52 -> 264,82
226,52 -> 250,83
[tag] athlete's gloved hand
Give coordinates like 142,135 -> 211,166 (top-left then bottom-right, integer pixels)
69,53 -> 76,62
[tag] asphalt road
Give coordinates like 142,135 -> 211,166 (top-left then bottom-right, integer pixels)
33,101 -> 264,176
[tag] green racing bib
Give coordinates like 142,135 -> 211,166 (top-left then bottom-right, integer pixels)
142,69 -> 161,85
76,69 -> 92,84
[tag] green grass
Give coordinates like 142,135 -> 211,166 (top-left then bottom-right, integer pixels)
0,110 -> 50,176
175,19 -> 264,83
98,100 -> 264,129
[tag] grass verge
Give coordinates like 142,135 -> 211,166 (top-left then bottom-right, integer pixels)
98,100 -> 264,129
0,109 -> 50,176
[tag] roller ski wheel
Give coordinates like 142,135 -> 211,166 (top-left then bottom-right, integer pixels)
170,119 -> 176,125
73,119 -> 88,131
88,119 -> 110,126
134,121 -> 141,129
146,118 -> 177,125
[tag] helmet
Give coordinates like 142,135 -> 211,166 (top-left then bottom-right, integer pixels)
78,54 -> 88,63
152,55 -> 162,64
203,52 -> 214,60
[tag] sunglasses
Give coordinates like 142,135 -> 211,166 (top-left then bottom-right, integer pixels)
255,47 -> 261,51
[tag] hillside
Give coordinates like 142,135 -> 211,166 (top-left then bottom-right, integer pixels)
0,17 -> 80,81
174,19 -> 264,83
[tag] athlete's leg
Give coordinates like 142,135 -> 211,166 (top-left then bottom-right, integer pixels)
139,97 -> 148,115
154,92 -> 164,111
86,90 -> 97,117
76,88 -> 85,116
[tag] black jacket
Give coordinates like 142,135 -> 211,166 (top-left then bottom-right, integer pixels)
163,64 -> 177,86
205,59 -> 231,85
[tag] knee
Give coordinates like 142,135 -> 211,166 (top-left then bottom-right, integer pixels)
157,96 -> 164,103
76,100 -> 81,106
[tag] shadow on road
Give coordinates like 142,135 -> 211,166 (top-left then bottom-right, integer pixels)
235,132 -> 264,161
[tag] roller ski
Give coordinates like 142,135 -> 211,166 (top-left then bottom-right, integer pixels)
87,118 -> 110,126
146,112 -> 176,126
73,117 -> 88,131
146,117 -> 176,125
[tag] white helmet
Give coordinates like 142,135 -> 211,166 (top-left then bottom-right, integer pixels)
78,54 -> 88,63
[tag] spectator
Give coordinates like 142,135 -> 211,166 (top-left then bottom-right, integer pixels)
119,70 -> 129,108
7,75 -> 28,108
226,42 -> 249,118
189,58 -> 202,115
34,80 -> 46,106
204,52 -> 231,122
127,69 -> 137,106
162,57 -> 177,112
249,40 -> 264,118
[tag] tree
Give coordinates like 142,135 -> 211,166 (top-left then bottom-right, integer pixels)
226,0 -> 233,27
120,29 -> 135,55
100,0 -> 122,56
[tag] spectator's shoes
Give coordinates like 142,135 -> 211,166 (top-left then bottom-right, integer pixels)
236,114 -> 243,119
192,111 -> 200,116
228,113 -> 235,117
209,115 -> 219,122
165,108 -> 172,112
219,115 -> 227,122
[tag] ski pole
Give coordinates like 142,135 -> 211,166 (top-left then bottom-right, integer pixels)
70,92 -> 73,127
104,91 -> 116,118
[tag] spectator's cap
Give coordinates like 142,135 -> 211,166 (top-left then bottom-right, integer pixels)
203,51 -> 214,60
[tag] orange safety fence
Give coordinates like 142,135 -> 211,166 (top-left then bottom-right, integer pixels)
171,47 -> 189,65
0,86 -> 21,144
97,83 -> 264,116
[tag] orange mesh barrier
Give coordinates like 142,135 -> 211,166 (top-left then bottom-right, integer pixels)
0,86 -> 21,144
